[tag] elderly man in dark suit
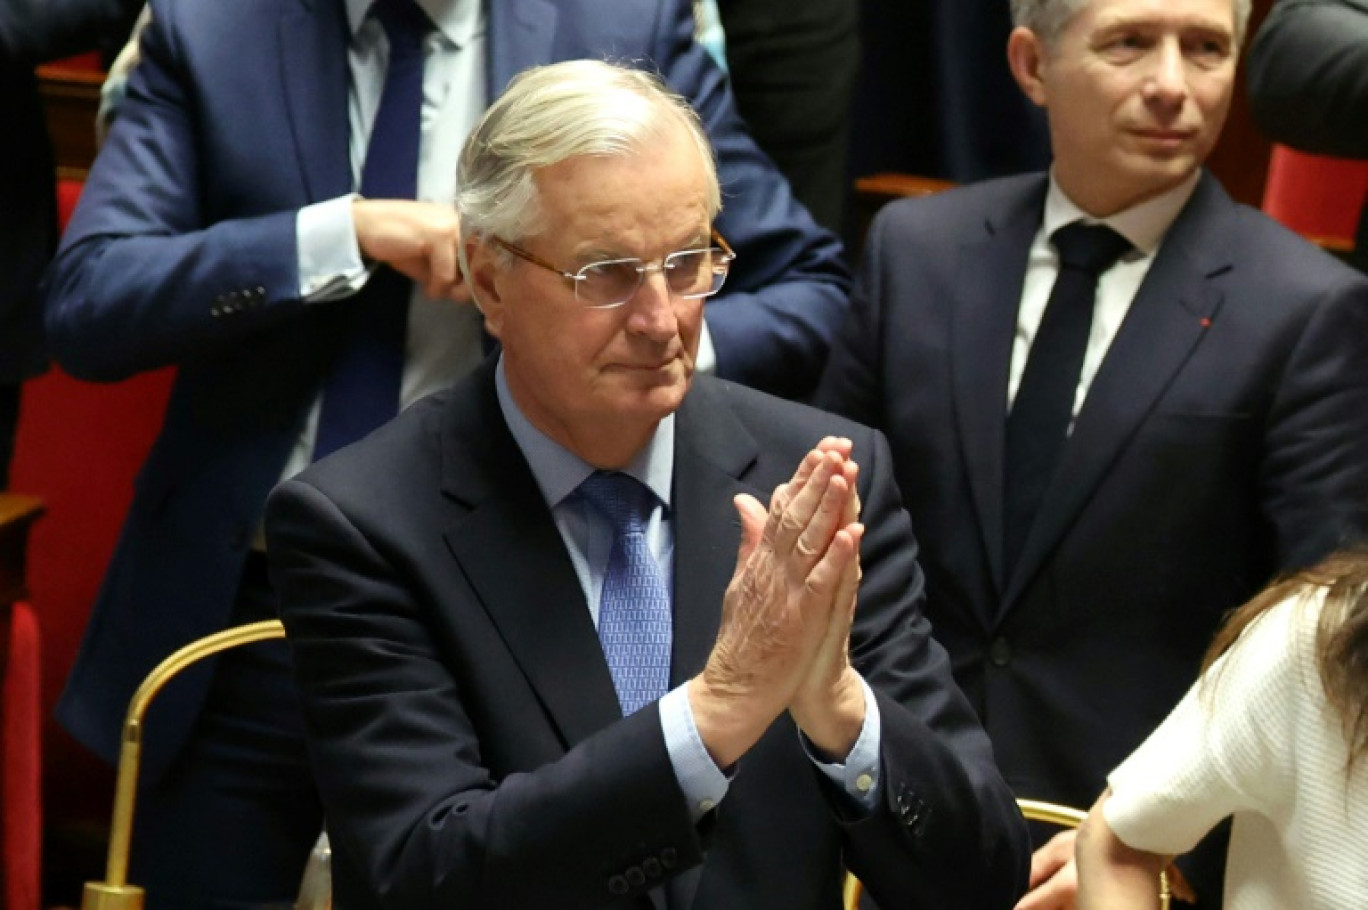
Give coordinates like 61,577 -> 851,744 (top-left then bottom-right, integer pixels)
265,59 -> 1028,910
46,0 -> 851,904
817,0 -> 1368,907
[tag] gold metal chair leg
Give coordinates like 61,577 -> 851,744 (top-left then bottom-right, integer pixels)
81,620 -> 288,910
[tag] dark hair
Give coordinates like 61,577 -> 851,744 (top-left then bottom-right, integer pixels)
1203,547 -> 1368,767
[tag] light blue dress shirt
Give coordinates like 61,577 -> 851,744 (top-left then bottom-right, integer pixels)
494,357 -> 882,819
284,0 -> 488,486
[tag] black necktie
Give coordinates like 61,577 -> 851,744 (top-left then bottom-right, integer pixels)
1003,222 -> 1131,574
312,0 -> 432,460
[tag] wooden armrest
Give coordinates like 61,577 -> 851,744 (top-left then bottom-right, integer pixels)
855,172 -> 957,202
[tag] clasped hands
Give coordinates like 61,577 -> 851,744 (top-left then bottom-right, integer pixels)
352,198 -> 472,303
689,436 -> 867,770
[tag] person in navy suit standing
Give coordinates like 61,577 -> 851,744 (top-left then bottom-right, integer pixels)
43,0 -> 848,905
817,0 -> 1368,906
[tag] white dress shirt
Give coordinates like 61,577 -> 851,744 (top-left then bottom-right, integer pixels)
1008,171 -> 1202,421
283,0 -> 488,484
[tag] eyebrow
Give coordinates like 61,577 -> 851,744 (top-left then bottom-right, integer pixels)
574,230 -> 714,263
1094,14 -> 1233,35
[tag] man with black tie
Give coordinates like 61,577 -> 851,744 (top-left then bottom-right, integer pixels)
265,59 -> 1028,910
817,0 -> 1368,906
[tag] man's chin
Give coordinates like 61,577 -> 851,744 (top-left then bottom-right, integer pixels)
622,374 -> 690,419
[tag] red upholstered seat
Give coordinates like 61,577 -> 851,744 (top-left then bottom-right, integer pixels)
3,601 -> 43,910
1261,144 -> 1368,249
7,176 -> 175,899
56,179 -> 84,231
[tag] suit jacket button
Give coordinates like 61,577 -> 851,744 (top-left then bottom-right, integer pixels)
626,866 -> 646,887
642,857 -> 662,878
988,636 -> 1012,667
607,875 -> 629,895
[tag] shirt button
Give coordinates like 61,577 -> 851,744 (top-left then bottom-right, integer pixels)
855,773 -> 874,793
698,798 -> 716,813
988,636 -> 1012,668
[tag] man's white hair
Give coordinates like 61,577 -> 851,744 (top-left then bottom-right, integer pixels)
1009,0 -> 1251,47
455,59 -> 721,249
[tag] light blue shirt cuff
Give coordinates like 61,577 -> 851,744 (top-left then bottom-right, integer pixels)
695,320 -> 717,375
804,676 -> 882,813
297,194 -> 371,301
660,684 -> 729,823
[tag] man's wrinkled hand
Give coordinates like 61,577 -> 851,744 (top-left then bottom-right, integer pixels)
786,440 -> 865,759
352,199 -> 471,302
689,444 -> 862,768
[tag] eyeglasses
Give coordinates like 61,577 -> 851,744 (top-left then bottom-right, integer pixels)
492,230 -> 737,309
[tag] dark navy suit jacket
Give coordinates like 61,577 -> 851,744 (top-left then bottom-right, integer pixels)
46,0 -> 849,782
264,360 -> 1029,909
817,171 -> 1368,898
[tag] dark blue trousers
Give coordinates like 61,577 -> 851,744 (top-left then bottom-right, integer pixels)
129,553 -> 323,910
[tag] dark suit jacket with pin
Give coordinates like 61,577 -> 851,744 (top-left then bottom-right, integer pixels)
262,358 -> 1029,910
45,0 -> 851,785
816,170 -> 1368,896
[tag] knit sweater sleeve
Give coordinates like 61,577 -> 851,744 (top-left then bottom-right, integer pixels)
1102,588 -> 1324,854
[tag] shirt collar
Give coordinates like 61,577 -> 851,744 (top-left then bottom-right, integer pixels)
1043,169 -> 1201,257
345,0 -> 483,48
495,356 -> 675,512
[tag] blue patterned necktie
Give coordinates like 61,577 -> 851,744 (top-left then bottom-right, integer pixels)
312,0 -> 432,460
577,471 -> 673,715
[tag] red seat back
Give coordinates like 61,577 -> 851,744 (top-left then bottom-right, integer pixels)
3,601 -> 43,910
10,178 -> 176,830
1261,144 -> 1368,248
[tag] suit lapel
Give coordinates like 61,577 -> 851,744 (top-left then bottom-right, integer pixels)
438,362 -> 623,749
487,0 -> 558,99
1003,174 -> 1232,609
669,380 -> 762,688
279,0 -> 352,201
951,179 -> 1046,598
667,380 -> 761,910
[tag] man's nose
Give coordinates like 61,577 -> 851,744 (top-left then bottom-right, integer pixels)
625,268 -> 680,340
1143,40 -> 1188,108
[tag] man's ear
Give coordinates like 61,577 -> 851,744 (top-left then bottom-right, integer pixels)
1007,27 -> 1050,108
464,236 -> 505,339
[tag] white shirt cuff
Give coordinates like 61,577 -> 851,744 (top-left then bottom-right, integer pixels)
660,684 -> 729,823
297,194 -> 370,300
804,676 -> 882,811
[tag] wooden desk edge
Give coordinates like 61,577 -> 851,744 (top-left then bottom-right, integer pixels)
0,493 -> 46,613
0,493 -> 45,530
